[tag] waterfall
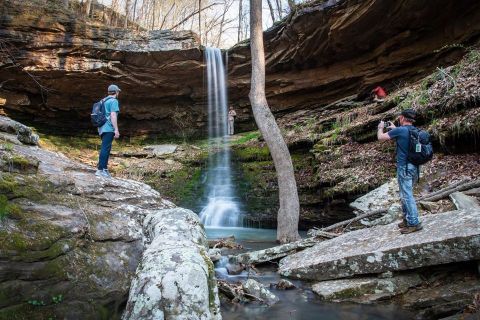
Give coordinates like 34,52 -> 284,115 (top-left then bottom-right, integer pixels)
199,47 -> 241,227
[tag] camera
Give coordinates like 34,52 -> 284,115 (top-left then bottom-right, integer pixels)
383,120 -> 392,132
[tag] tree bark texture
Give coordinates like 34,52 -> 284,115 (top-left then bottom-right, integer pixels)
125,0 -> 131,28
249,0 -> 300,243
266,0 -> 276,24
237,0 -> 243,42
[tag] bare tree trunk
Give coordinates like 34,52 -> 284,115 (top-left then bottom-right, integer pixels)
237,0 -> 243,42
151,0 -> 156,30
288,0 -> 296,12
83,0 -> 92,17
160,2 -> 175,30
275,0 -> 282,19
249,0 -> 300,243
266,0 -> 276,24
216,2 -> 228,47
125,0 -> 131,28
133,0 -> 138,26
198,0 -> 202,44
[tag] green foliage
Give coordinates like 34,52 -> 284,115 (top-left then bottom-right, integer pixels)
51,294 -> 63,304
0,143 -> 14,151
0,195 -> 10,220
233,146 -> 271,162
231,131 -> 261,145
28,300 -> 46,306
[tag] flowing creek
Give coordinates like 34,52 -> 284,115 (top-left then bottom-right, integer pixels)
206,228 -> 414,320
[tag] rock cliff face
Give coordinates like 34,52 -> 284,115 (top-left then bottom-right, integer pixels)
0,116 -> 219,319
0,0 -> 204,137
1,0 -> 480,136
228,0 -> 480,130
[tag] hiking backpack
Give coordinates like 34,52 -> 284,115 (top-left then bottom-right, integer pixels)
407,127 -> 433,166
90,97 -> 113,128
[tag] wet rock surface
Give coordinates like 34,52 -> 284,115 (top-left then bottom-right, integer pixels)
279,209 -> 480,281
312,273 -> 422,303
242,279 -> 279,306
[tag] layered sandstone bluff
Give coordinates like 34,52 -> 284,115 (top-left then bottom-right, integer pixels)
1,0 -> 480,136
0,116 -> 220,319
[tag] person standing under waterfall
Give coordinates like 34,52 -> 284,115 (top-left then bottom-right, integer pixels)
96,84 -> 121,178
228,106 -> 237,135
377,108 -> 423,234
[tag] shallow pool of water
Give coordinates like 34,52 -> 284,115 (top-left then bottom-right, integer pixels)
207,227 -> 414,320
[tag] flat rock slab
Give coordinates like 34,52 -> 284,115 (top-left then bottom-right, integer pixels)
143,144 -> 177,156
450,192 -> 480,210
279,209 -> 480,281
312,273 -> 422,302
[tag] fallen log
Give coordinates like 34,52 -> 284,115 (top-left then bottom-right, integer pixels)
306,230 -> 339,239
229,235 -> 334,265
421,179 -> 480,202
319,208 -> 387,233
418,179 -> 471,201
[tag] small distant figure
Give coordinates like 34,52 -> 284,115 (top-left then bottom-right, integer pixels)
371,86 -> 387,102
96,84 -> 121,178
228,106 -> 237,135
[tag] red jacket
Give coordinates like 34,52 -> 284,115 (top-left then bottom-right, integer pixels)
372,86 -> 387,98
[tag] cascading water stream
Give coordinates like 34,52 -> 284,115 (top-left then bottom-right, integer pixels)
199,47 -> 241,227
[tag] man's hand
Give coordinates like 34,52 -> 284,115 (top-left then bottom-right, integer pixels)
386,121 -> 396,129
114,130 -> 120,139
377,121 -> 391,141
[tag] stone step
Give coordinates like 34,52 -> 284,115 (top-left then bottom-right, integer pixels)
279,209 -> 480,281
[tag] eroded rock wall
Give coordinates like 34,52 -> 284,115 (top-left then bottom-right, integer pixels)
1,0 -> 480,137
0,0 -> 204,137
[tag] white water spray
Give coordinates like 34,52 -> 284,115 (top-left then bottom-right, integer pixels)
199,47 -> 241,227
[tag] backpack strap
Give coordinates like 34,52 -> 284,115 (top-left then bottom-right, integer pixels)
406,126 -> 421,183
101,96 -> 114,113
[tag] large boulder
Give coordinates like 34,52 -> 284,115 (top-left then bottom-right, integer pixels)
122,208 -> 221,320
279,209 -> 480,281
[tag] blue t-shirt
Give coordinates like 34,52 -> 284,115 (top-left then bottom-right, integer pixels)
98,98 -> 120,135
388,125 -> 413,166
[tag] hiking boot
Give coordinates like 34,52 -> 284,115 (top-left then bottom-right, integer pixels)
400,223 -> 423,234
96,169 -> 111,178
397,219 -> 408,228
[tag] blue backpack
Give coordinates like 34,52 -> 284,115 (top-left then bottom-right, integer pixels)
407,127 -> 433,166
90,97 -> 113,127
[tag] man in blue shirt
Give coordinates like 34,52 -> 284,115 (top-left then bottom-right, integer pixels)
96,84 -> 121,178
377,109 -> 423,234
